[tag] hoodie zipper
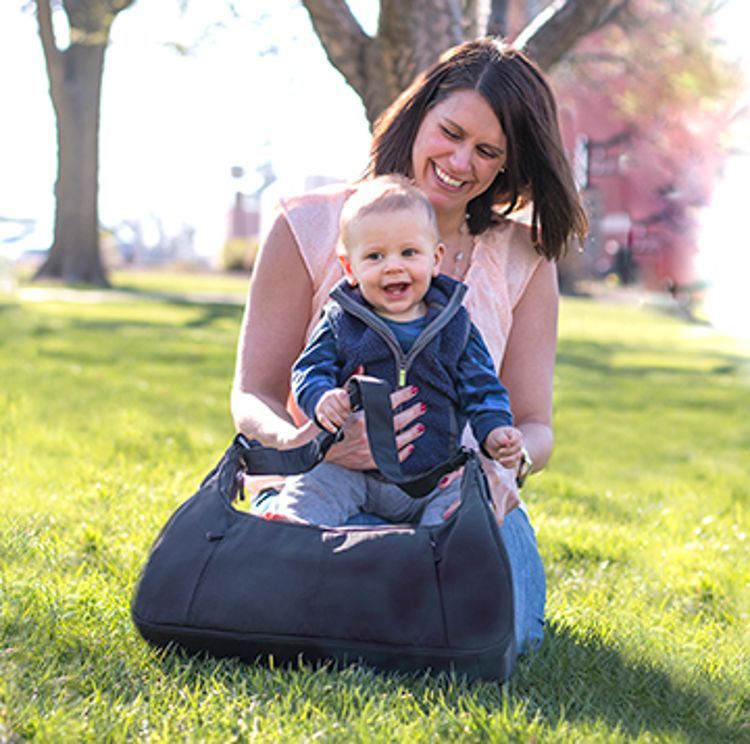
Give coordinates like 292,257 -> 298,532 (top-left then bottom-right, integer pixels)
332,282 -> 467,388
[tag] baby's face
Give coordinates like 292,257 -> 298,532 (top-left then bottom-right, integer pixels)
340,206 -> 444,322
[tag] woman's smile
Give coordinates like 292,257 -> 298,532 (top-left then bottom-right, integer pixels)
432,162 -> 467,190
412,89 -> 506,222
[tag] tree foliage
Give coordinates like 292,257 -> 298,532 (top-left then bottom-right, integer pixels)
552,0 -> 741,234
556,0 -> 740,122
552,0 -> 744,289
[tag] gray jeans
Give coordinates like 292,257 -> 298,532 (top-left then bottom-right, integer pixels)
269,462 -> 462,527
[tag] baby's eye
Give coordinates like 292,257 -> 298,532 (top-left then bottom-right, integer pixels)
402,247 -> 418,257
364,251 -> 382,261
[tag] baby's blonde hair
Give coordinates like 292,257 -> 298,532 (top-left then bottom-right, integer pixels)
338,175 -> 438,257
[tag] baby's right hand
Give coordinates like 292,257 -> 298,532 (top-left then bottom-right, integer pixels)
314,388 -> 352,433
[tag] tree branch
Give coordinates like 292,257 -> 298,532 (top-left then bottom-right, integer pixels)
35,0 -> 62,94
378,0 -> 463,88
515,0 -> 631,70
60,0 -> 137,40
462,0 -> 486,38
109,0 -> 137,11
596,0 -> 630,29
487,0 -> 509,37
300,0 -> 372,98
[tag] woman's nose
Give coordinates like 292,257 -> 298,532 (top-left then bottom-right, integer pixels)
448,143 -> 472,171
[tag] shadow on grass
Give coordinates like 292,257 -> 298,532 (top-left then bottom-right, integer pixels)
509,622 -> 742,742
111,285 -> 246,330
16,284 -> 245,331
54,296 -> 242,336
128,619 -> 743,742
557,338 -> 750,380
115,285 -> 245,325
14,289 -> 243,370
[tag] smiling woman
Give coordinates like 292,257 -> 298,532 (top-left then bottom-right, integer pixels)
411,89 -> 508,238
369,41 -> 587,258
231,38 -> 588,657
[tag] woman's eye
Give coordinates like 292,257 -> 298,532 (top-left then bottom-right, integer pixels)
477,146 -> 500,159
440,125 -> 460,140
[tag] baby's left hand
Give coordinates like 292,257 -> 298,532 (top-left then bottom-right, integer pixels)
483,426 -> 523,469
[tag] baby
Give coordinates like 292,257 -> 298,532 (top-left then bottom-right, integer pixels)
269,174 -> 522,526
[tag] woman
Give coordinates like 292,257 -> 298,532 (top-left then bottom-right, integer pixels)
231,38 -> 587,652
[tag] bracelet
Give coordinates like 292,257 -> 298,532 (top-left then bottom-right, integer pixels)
516,447 -> 533,488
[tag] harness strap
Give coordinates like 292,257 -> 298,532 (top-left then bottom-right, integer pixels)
235,376 -> 467,498
346,376 -> 469,497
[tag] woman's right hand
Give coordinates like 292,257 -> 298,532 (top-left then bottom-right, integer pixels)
325,383 -> 426,470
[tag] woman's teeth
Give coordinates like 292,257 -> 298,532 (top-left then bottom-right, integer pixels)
434,163 -> 464,188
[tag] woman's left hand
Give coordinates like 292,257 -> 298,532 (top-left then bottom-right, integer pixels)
324,379 -> 424,470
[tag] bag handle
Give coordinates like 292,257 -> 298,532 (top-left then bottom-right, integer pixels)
235,376 -> 468,498
235,429 -> 340,476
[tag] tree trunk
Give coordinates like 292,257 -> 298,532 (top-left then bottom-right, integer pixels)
301,0 -> 463,126
303,0 -> 630,125
516,0 -> 629,70
33,0 -> 135,286
487,0 -> 509,37
462,0 -> 487,39
36,42 -> 108,285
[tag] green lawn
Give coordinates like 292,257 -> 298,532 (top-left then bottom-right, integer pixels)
1,281 -> 748,742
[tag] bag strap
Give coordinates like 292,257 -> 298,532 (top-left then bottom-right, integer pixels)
235,376 -> 468,498
235,429 -> 340,476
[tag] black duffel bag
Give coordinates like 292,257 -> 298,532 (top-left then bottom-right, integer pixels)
131,378 -> 517,682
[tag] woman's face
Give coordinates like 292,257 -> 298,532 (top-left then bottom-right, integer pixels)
411,89 -> 507,221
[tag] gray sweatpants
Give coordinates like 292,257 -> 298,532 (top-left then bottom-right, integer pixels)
269,462 -> 462,527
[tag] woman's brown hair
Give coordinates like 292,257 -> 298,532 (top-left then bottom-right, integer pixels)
369,38 -> 588,260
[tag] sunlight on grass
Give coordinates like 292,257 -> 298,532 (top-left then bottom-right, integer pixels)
109,268 -> 251,297
1,286 -> 748,742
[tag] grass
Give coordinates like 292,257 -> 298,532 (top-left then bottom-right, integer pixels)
1,277 -> 748,742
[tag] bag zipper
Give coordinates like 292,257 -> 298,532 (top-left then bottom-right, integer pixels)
430,535 -> 450,646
